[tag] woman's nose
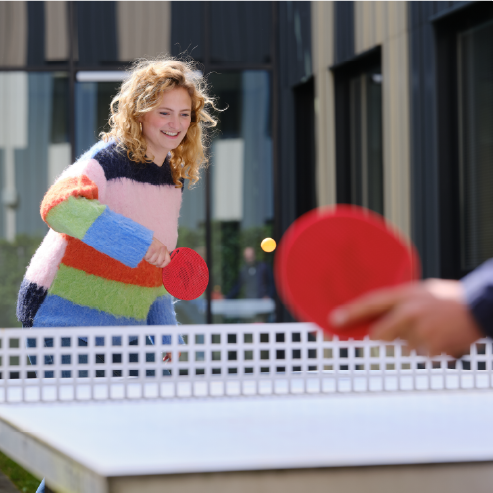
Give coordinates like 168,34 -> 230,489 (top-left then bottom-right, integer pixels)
169,115 -> 179,128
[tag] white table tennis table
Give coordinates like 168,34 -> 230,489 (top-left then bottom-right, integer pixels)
1,323 -> 493,493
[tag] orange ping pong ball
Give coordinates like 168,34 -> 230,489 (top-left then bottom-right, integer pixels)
261,238 -> 276,252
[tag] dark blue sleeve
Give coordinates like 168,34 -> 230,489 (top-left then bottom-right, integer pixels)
461,259 -> 493,338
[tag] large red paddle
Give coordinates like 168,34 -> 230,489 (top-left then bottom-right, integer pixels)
274,205 -> 420,339
162,247 -> 209,300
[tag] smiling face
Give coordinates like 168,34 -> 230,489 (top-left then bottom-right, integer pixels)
140,87 -> 192,166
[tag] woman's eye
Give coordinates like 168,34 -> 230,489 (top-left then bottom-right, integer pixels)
160,112 -> 169,116
181,113 -> 190,118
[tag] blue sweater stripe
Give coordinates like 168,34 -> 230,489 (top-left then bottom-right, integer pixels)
82,207 -> 153,268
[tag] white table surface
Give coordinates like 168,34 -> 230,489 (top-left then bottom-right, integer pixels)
1,390 -> 493,479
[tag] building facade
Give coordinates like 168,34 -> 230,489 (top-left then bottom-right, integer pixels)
0,1 -> 312,326
313,1 -> 493,282
0,1 -> 491,326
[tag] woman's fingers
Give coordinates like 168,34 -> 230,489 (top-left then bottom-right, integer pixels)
145,238 -> 171,268
160,248 -> 171,269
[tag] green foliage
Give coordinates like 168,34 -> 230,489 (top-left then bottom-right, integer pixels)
177,222 -> 274,299
0,235 -> 43,328
0,449 -> 41,493
176,225 -> 205,251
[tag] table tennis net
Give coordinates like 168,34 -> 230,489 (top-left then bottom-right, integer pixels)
0,323 -> 492,404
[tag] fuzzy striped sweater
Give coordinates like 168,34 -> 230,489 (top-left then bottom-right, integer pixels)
17,140 -> 183,327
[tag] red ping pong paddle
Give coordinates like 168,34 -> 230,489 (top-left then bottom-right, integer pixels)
162,247 -> 209,300
274,205 -> 420,340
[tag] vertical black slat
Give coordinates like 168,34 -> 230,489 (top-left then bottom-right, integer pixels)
409,3 -> 424,270
171,1 -> 204,61
293,78 -> 316,218
409,0 -> 419,31
281,1 -> 312,87
204,2 -> 210,66
421,0 -> 434,23
203,2 -> 212,324
277,2 -> 298,323
271,1 -> 283,324
436,19 -> 460,279
205,162 -> 212,325
334,1 -> 354,65
422,17 -> 440,276
68,1 -> 76,163
27,1 -> 45,65
276,0 -> 313,233
297,1 -> 313,82
334,74 -> 351,204
278,2 -> 297,236
409,1 -> 441,279
76,1 -> 117,66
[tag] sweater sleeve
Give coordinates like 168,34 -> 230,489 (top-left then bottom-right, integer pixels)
40,173 -> 153,268
461,258 -> 493,338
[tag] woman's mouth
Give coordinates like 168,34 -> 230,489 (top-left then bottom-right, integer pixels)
162,130 -> 179,138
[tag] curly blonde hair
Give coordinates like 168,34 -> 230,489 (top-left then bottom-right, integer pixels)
101,57 -> 217,188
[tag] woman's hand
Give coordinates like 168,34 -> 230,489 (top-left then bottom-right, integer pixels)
329,279 -> 483,358
144,237 -> 171,268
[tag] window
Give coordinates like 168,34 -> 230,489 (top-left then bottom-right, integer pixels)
458,20 -> 493,272
348,68 -> 383,215
435,2 -> 493,278
208,71 -> 275,323
333,48 -> 383,216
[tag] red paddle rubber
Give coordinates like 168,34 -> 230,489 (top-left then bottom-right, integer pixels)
275,205 -> 420,340
162,247 -> 209,301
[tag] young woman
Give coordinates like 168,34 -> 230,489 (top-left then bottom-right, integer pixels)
16,58 -> 216,328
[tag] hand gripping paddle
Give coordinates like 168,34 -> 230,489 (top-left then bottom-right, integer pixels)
274,205 -> 420,339
162,247 -> 209,300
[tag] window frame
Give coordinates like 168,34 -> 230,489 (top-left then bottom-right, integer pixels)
434,1 -> 493,279
331,46 -> 383,212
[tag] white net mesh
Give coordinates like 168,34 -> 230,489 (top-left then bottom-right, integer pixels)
0,323 -> 491,404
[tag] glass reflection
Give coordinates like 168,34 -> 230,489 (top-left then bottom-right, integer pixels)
175,180 -> 207,325
209,71 -> 275,323
349,66 -> 383,216
75,81 -> 121,157
0,72 -> 70,326
459,20 -> 493,271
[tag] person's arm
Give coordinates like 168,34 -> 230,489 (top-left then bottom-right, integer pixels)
41,160 -> 153,268
461,258 -> 493,338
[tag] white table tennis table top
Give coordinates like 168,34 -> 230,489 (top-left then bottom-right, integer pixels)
2,390 -> 493,493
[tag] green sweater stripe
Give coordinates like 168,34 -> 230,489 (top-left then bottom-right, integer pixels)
49,264 -> 166,320
46,196 -> 106,239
